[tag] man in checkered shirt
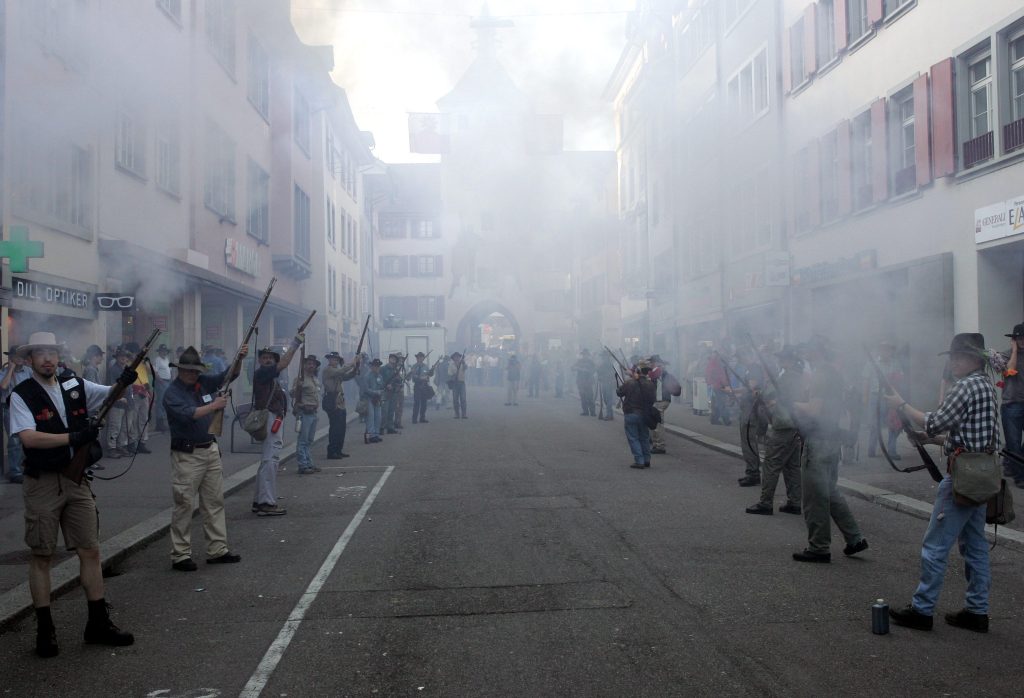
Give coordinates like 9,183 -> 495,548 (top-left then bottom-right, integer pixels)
883,333 -> 998,634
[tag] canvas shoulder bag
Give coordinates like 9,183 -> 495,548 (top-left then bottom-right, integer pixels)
949,425 -> 1001,506
243,379 -> 276,441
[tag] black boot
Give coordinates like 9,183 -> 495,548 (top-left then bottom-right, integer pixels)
35,607 -> 59,658
83,599 -> 134,647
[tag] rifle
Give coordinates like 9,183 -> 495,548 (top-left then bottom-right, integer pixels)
210,277 -> 276,435
63,328 -> 161,486
355,314 -> 371,358
863,344 -> 943,482
745,336 -> 795,433
603,346 -> 628,384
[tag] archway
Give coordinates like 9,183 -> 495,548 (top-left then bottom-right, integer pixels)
454,300 -> 522,352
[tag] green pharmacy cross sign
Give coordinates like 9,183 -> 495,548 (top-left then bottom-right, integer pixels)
0,226 -> 45,273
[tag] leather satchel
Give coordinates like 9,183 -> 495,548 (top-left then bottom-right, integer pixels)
242,408 -> 269,441
986,479 -> 1016,525
950,450 -> 1002,506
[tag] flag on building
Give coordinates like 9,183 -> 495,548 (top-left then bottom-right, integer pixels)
408,113 -> 450,154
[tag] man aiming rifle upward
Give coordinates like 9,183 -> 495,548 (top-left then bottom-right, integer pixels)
10,331 -> 139,657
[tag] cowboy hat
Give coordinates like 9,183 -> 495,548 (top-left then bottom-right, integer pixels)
1004,323 -> 1024,338
16,332 -> 62,359
170,346 -> 207,372
258,346 -> 281,361
938,333 -> 986,358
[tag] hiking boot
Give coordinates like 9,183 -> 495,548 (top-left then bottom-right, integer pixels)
172,558 -> 198,572
251,501 -> 260,513
890,604 -> 933,631
738,476 -> 761,487
84,619 -> 134,647
944,608 -> 989,633
207,551 -> 241,564
778,503 -> 802,515
650,448 -> 667,454
792,549 -> 831,563
36,627 -> 59,658
843,538 -> 869,557
745,503 -> 773,515
629,463 -> 650,469
256,503 -> 287,517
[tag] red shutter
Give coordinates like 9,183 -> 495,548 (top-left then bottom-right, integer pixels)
783,24 -> 793,94
804,5 -> 817,77
930,58 -> 956,178
834,0 -> 848,52
913,74 -> 932,187
871,98 -> 888,203
837,119 -> 852,215
867,0 -> 883,25
808,139 -> 822,225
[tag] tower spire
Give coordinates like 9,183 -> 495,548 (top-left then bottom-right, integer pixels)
470,3 -> 513,59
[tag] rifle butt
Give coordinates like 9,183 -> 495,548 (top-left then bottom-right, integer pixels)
209,409 -> 225,437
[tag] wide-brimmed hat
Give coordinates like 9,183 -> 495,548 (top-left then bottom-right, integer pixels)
414,351 -> 426,358
124,341 -> 141,354
370,358 -> 383,366
3,345 -> 19,356
258,346 -> 281,361
649,354 -> 668,365
325,351 -> 342,361
304,354 -> 321,367
1005,323 -> 1024,338
16,332 -> 62,359
637,359 -> 652,371
171,346 -> 207,372
938,333 -> 986,358
84,344 -> 105,358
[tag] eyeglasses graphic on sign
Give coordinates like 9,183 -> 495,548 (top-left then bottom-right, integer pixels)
96,294 -> 135,310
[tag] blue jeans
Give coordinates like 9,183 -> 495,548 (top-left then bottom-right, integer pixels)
366,402 -> 381,437
296,412 -> 318,471
7,433 -> 24,480
599,383 -> 615,417
911,476 -> 990,615
1001,402 -> 1024,483
623,413 -> 651,465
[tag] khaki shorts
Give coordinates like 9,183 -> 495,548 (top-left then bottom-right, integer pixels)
23,471 -> 100,555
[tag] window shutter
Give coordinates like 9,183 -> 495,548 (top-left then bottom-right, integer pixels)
834,0 -> 848,53
436,296 -> 445,321
930,58 -> 956,178
837,119 -> 852,215
871,98 -> 888,203
783,24 -> 793,94
867,0 -> 883,25
808,139 -> 822,226
804,5 -> 817,78
435,255 -> 444,276
913,74 -> 932,187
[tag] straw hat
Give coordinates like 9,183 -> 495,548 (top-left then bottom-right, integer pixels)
15,332 -> 62,359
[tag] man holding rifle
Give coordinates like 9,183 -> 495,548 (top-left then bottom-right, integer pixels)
10,331 -> 136,657
164,345 -> 248,572
251,337 -> 303,515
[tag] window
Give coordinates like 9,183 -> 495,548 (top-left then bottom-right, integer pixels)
11,133 -> 92,234
723,0 -> 754,30
246,160 -> 269,243
817,0 -> 836,67
293,88 -> 310,156
351,220 -> 359,262
204,121 -> 235,219
156,0 -> 181,23
789,18 -> 806,88
890,88 -> 916,194
326,198 -> 336,248
727,49 -> 769,127
883,0 -> 913,17
413,255 -> 443,276
851,110 -> 872,210
413,220 -> 437,238
115,108 -> 146,178
326,130 -> 339,179
205,0 -> 236,76
963,51 -> 994,168
247,36 -> 269,120
327,265 -> 337,312
155,121 -> 180,195
380,215 -> 406,238
1006,31 -> 1024,152
793,148 -> 814,234
31,0 -> 88,70
820,130 -> 840,222
677,1 -> 715,75
293,185 -> 311,261
847,0 -> 869,44
380,256 -> 407,277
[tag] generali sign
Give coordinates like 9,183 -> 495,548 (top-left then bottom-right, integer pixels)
975,195 -> 1024,244
225,238 -> 260,277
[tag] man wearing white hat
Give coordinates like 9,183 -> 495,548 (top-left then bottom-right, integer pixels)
9,331 -> 136,656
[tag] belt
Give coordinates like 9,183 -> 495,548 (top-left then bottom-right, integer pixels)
194,441 -> 215,449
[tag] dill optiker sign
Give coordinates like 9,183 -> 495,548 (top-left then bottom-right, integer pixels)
12,277 -> 91,309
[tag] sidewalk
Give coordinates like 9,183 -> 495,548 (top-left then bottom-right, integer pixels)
658,399 -> 1024,549
0,417 -> 338,627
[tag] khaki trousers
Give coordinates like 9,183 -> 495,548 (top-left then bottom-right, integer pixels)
170,444 -> 229,562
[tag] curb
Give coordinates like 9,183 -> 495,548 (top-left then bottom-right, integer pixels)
662,423 -> 1024,552
0,422 -> 339,630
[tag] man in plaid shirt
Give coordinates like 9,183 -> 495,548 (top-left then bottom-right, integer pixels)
883,333 -> 997,633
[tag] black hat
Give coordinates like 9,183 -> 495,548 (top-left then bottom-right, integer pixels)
84,344 -> 105,357
258,346 -> 281,361
304,354 -> 321,367
325,351 -> 342,360
171,346 -> 207,372
1005,324 -> 1024,338
3,345 -> 19,356
938,333 -> 987,358
649,354 -> 668,365
124,341 -> 141,354
370,358 -> 383,366
414,351 -> 426,358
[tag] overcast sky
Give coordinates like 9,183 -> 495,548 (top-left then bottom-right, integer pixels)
291,1 -> 632,163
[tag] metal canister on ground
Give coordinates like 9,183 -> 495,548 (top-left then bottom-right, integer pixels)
872,599 -> 889,635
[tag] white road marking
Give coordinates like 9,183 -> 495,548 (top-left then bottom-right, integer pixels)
239,465 -> 395,698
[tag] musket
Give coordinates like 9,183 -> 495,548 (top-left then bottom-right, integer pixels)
745,335 -> 794,433
209,277 -> 276,435
355,314 -> 371,358
863,344 -> 943,482
603,345 -> 628,383
63,328 -> 161,485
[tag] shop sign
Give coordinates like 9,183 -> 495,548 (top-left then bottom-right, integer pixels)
225,238 -> 261,277
975,195 -> 1024,244
764,252 -> 790,287
12,276 -> 90,309
791,250 -> 876,286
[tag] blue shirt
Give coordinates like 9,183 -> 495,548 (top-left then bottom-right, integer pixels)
163,371 -> 228,441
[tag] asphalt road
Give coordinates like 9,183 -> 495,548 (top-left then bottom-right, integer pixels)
1,388 -> 1023,697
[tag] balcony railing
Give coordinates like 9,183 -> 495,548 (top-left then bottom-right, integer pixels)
962,131 -> 994,169
1004,118 -> 1024,154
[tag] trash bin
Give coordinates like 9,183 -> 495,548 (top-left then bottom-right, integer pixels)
692,377 -> 708,415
